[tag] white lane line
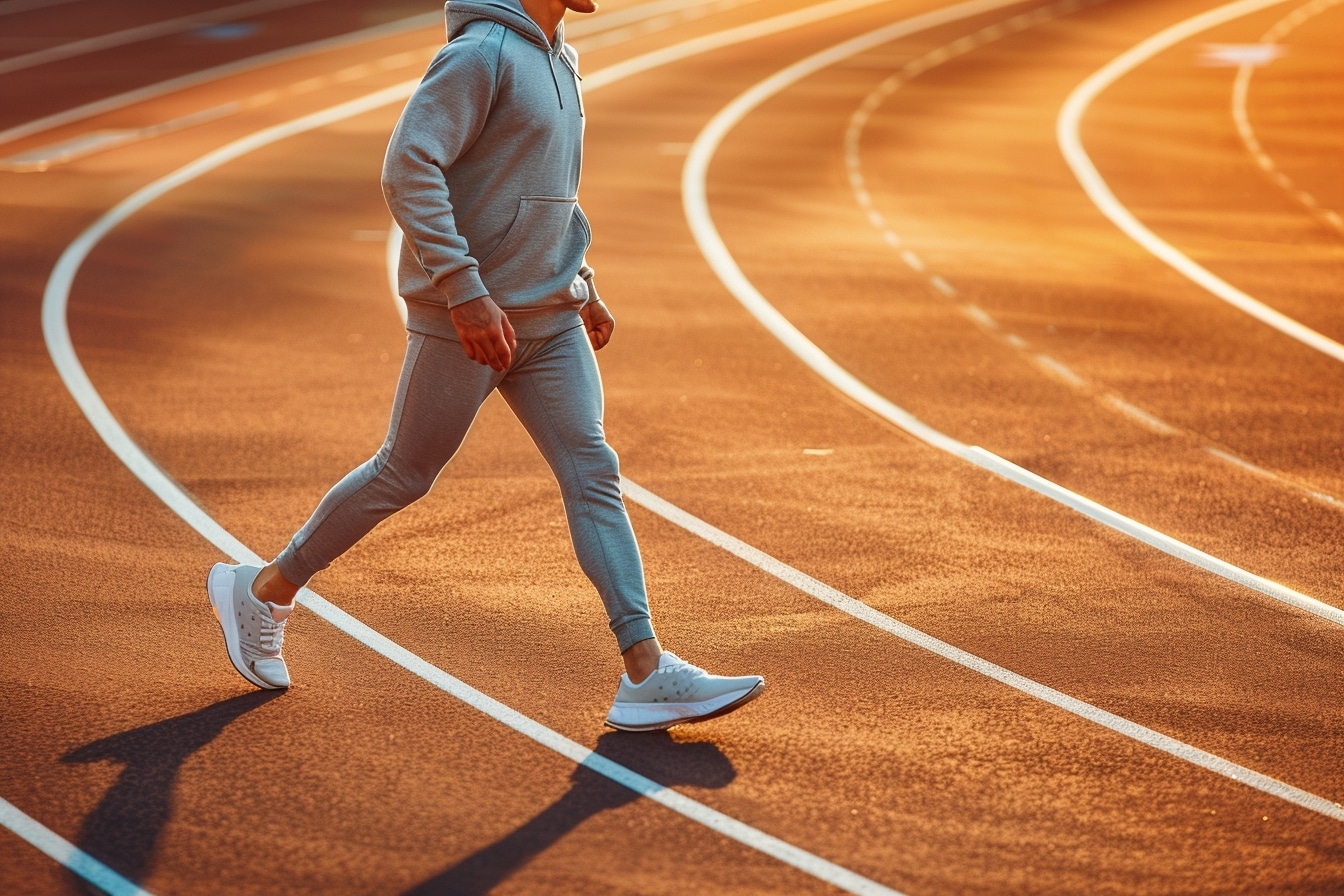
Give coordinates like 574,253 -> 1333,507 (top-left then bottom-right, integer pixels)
681,2 -> 1344,622
842,0 -> 1343,507
1034,353 -> 1087,388
391,250 -> 1344,826
1231,0 -> 1344,237
0,12 -> 440,147
0,797 -> 157,896
1208,446 -> 1283,479
0,0 -> 324,77
1057,0 -> 1344,364
1,103 -> 241,172
898,248 -> 925,271
2,44 -> 434,172
0,0 -> 710,148
619,480 -> 1344,822
37,97 -> 905,896
574,0 -> 766,53
582,0 -> 914,91
960,304 -> 995,327
0,0 -> 83,16
1102,394 -> 1181,436
28,9 -> 1344,893
34,14 -> 950,895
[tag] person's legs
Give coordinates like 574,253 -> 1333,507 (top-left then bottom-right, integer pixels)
498,326 -> 657,667
271,332 -> 502,591
212,331 -> 499,689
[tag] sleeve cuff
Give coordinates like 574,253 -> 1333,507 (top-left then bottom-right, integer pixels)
434,266 -> 489,308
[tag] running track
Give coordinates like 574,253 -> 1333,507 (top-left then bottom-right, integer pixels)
2,0 -> 1343,892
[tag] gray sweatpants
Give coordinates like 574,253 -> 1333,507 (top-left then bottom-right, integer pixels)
275,324 -> 655,651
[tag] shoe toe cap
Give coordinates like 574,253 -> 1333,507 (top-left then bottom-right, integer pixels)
252,658 -> 291,689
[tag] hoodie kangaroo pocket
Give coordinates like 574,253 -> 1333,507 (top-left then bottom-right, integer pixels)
478,196 -> 590,298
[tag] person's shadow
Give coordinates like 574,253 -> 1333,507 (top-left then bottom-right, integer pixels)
61,691 -> 282,892
403,730 -> 738,895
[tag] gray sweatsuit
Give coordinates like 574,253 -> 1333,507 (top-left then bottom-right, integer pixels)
275,0 -> 656,651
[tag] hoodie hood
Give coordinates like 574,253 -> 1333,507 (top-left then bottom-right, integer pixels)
445,0 -> 579,107
446,0 -> 564,52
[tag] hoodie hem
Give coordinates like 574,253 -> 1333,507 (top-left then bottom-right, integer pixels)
405,300 -> 584,342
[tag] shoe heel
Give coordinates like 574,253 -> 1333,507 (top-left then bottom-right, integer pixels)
206,563 -> 234,616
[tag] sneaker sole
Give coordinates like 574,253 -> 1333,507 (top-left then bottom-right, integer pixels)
206,562 -> 285,691
604,680 -> 765,732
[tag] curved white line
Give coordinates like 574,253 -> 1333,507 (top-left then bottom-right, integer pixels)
0,0 -> 742,148
0,12 -> 440,147
841,2 -> 1344,509
0,797 -> 156,896
0,0 -> 83,16
39,87 -> 900,896
1231,0 -> 1344,235
32,7 -> 1344,893
381,221 -> 1344,828
1056,0 -> 1344,363
682,0 -> 1344,629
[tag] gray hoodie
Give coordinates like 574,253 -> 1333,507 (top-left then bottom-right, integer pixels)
383,0 -> 596,341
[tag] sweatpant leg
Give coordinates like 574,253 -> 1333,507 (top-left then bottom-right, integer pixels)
498,325 -> 655,652
275,332 -> 500,585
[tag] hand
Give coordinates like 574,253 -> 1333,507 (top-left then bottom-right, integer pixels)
450,295 -> 516,371
580,299 -> 614,351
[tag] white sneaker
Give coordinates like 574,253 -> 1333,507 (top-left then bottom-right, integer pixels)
605,652 -> 764,732
206,563 -> 292,689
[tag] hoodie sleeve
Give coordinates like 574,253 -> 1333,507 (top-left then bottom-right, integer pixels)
381,41 -> 496,308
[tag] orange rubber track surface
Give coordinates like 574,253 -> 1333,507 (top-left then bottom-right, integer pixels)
2,0 -> 1342,892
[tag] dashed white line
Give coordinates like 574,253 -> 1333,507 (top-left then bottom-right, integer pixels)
841,0 -> 1342,506
1057,0 -> 1344,364
1102,394 -> 1181,436
960,305 -> 997,329
26,4 -> 1344,893
1033,353 -> 1087,388
1231,0 -> 1344,237
681,0 -> 1344,642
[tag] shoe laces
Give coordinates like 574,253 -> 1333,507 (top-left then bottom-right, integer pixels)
258,610 -> 287,656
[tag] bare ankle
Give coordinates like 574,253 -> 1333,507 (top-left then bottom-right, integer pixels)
621,637 -> 663,684
254,563 -> 300,606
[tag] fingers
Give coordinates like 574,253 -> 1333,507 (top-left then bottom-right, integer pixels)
501,312 -> 517,355
590,320 -> 613,351
488,327 -> 512,371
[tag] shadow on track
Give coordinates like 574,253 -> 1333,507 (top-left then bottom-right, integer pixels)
61,690 -> 283,892
403,730 -> 737,895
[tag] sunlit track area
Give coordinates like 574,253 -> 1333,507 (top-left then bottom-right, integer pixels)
3,0 -> 1343,892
